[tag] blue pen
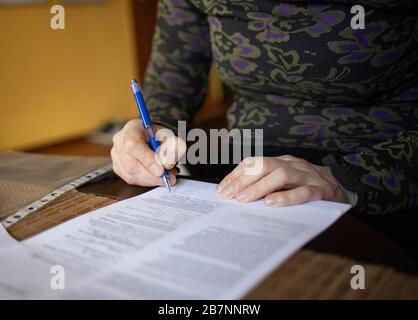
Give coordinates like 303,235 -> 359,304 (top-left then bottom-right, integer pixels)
130,79 -> 171,192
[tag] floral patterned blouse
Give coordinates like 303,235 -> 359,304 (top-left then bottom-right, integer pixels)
143,0 -> 418,215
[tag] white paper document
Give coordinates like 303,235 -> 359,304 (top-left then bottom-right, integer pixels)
0,224 -> 53,299
0,222 -> 18,249
1,179 -> 350,299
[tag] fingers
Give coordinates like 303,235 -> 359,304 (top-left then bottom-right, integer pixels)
236,167 -> 307,202
111,120 -> 182,187
112,146 -> 177,187
265,185 -> 322,207
216,156 -> 331,206
158,134 -> 187,170
219,157 -> 270,187
112,148 -> 137,185
218,157 -> 301,200
123,129 -> 165,177
217,157 -> 272,199
118,151 -> 162,186
217,169 -> 264,199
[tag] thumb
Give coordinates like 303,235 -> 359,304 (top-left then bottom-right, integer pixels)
157,130 -> 186,170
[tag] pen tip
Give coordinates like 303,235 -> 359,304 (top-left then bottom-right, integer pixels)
163,176 -> 172,192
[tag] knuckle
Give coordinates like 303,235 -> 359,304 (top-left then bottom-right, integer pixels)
260,158 -> 271,174
279,154 -> 293,161
231,179 -> 242,191
112,131 -> 120,145
143,150 -> 159,166
298,158 -> 310,166
123,136 -> 137,151
222,177 -> 234,188
125,119 -> 138,129
273,167 -> 289,181
245,185 -> 257,197
110,146 -> 116,159
122,157 -> 139,175
243,156 -> 255,165
301,186 -> 312,199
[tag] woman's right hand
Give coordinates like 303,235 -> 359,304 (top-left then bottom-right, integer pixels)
111,119 -> 186,187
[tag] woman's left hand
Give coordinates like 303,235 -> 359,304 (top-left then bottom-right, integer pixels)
216,155 -> 347,207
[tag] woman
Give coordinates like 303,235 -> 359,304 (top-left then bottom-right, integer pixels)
111,0 -> 418,215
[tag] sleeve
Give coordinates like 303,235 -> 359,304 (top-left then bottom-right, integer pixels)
329,129 -> 418,215
142,0 -> 212,132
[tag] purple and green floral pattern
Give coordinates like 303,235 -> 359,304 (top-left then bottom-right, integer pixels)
248,4 -> 345,43
210,16 -> 261,74
144,0 -> 418,215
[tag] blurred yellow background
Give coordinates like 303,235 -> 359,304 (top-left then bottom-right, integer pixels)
0,0 -> 138,151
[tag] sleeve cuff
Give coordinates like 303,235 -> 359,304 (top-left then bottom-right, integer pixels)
321,154 -> 367,213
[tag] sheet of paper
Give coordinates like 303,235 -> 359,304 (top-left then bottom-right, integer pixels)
10,179 -> 350,299
0,222 -> 18,249
0,224 -> 54,299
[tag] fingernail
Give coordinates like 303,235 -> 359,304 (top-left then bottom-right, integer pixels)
266,198 -> 275,206
237,191 -> 248,201
221,185 -> 234,198
216,184 -> 224,193
149,163 -> 162,176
